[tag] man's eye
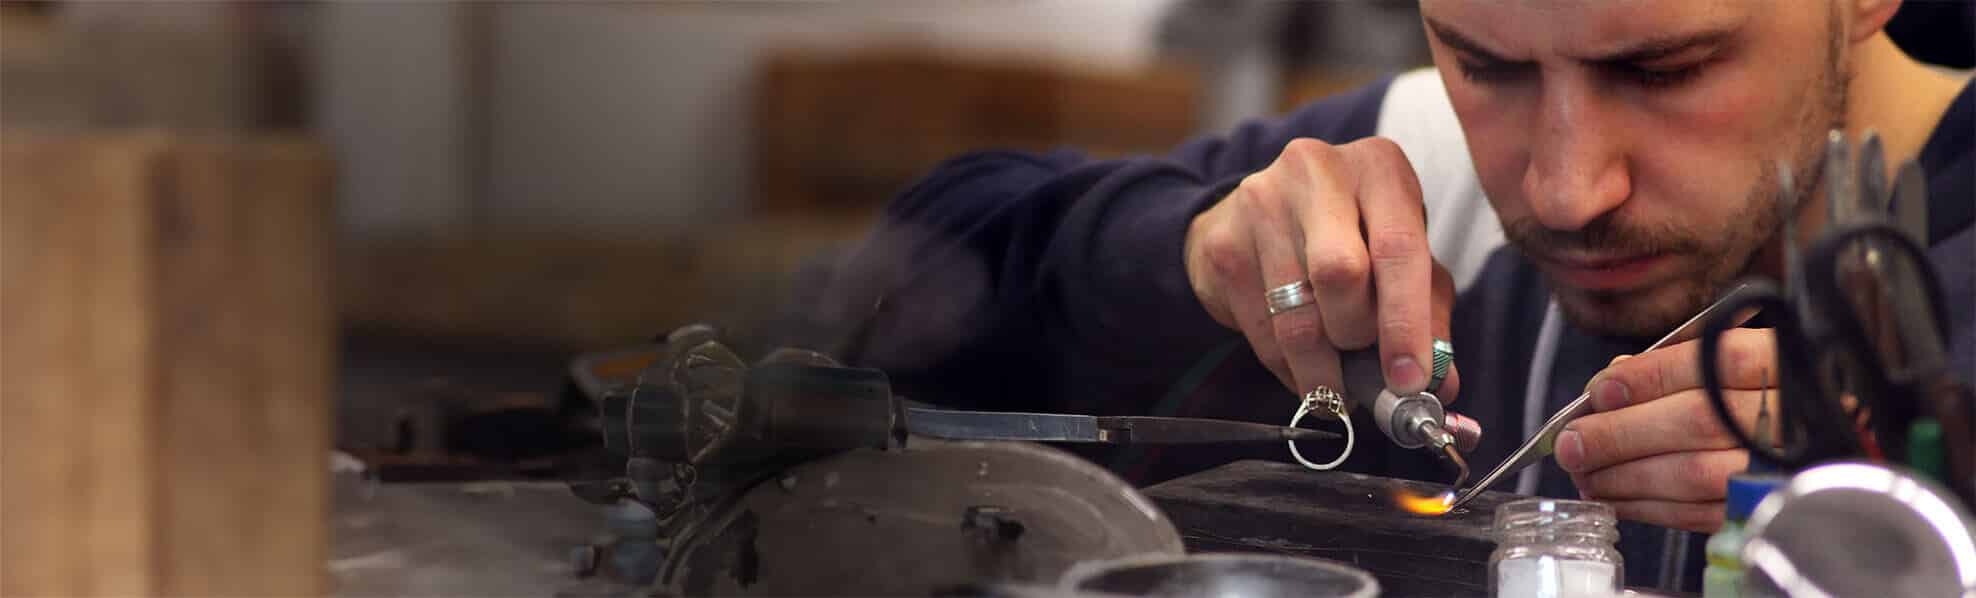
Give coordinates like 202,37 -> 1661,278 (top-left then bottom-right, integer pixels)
1621,63 -> 1705,88
1458,60 -> 1533,84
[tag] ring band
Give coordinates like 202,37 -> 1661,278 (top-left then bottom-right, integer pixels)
1428,338 -> 1454,395
1266,280 -> 1315,315
1290,385 -> 1353,470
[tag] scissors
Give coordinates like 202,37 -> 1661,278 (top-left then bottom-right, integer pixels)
1697,132 -> 1971,491
1447,282 -> 1764,509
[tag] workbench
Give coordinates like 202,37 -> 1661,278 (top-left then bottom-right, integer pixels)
330,460 -> 1517,597
1143,460 -> 1513,597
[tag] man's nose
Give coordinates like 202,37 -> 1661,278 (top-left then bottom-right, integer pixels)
1521,80 -> 1631,232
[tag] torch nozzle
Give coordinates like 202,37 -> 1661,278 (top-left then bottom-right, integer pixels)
1442,442 -> 1469,491
1416,417 -> 1470,491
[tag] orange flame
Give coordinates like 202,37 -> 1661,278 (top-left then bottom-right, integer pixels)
1394,489 -> 1455,516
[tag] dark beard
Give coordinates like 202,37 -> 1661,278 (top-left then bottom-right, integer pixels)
1504,186 -> 1781,339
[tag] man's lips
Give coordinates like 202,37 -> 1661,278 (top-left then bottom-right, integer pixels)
1536,251 -> 1673,291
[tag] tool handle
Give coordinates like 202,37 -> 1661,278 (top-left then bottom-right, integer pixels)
739,363 -> 899,451
1333,349 -> 1388,415
1334,340 -> 1453,417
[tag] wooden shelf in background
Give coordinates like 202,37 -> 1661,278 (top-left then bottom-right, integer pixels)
336,214 -> 878,350
2,131 -> 334,597
753,46 -> 1201,216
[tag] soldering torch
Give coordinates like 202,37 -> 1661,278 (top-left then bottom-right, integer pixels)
1329,339 -> 1472,490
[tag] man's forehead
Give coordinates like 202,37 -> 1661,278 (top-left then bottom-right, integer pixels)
1420,0 -> 1757,59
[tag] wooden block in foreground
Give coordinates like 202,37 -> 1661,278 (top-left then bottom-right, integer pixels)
1143,460 -> 1521,598
1,131 -> 333,597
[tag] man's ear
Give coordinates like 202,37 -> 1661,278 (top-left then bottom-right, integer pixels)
1848,0 -> 1902,43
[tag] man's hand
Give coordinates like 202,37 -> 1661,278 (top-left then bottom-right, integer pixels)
1557,328 -> 1778,533
1184,137 -> 1462,408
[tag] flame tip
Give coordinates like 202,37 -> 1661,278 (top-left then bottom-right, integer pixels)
1394,489 -> 1456,516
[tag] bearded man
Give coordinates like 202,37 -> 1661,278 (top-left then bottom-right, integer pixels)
785,1 -> 1974,589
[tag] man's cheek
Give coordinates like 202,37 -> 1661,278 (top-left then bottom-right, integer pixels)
1469,154 -> 1530,224
1443,90 -> 1533,219
1664,69 -> 1768,136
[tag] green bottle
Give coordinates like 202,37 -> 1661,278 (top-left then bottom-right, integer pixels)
1702,474 -> 1783,597
1908,419 -> 1946,484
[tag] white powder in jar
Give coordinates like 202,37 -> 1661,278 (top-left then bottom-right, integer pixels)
1495,556 -> 1619,598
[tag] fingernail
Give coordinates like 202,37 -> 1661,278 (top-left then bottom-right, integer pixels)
1556,429 -> 1585,472
1608,354 -> 1633,366
1389,356 -> 1426,393
1589,378 -> 1629,412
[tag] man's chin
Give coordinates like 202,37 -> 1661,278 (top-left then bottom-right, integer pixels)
1551,278 -> 1718,340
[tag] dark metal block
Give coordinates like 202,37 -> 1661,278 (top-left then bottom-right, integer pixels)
1143,460 -> 1521,597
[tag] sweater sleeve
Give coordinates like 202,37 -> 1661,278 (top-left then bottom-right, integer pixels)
784,77 -> 1396,414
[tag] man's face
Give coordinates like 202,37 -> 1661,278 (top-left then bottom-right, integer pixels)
1420,0 -> 1845,337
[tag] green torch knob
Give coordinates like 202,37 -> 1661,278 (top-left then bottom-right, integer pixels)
1428,338 -> 1454,395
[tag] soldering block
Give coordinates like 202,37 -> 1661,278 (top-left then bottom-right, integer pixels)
1142,460 -> 1519,597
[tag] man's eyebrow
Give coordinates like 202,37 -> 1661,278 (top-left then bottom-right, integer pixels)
1578,27 -> 1739,64
1423,16 -> 1739,65
1423,17 -> 1515,63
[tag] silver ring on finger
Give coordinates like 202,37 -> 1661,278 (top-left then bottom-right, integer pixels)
1266,280 -> 1315,316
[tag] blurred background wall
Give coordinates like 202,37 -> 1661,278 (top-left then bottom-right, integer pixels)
3,1 -> 1447,355
319,2 -> 1180,242
309,1 -> 1216,354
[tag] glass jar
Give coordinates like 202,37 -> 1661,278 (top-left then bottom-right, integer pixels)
1490,498 -> 1623,598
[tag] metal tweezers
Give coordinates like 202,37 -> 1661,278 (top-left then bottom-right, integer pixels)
1447,282 -> 1763,509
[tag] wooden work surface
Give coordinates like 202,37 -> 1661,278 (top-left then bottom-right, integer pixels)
1143,460 -> 1519,598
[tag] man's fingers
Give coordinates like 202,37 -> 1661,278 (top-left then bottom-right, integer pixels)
1557,388 -> 1766,473
1279,140 -> 1378,352
1252,205 -> 1343,395
1241,308 -> 1296,393
1184,210 -> 1241,330
1437,367 -> 1463,406
1195,136 -> 1445,404
1344,137 -> 1435,394
1603,499 -> 1726,534
1586,328 -> 1777,412
1195,204 -> 1296,392
1572,449 -> 1748,502
1274,308 -> 1343,397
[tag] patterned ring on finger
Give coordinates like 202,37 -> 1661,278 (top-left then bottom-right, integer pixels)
1428,338 -> 1454,395
1266,280 -> 1315,316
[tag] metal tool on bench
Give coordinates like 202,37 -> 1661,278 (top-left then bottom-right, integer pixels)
904,405 -> 1338,445
1447,282 -> 1764,510
560,328 -> 1233,594
716,359 -> 1339,456
561,327 -> 1366,583
569,329 -> 1335,472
